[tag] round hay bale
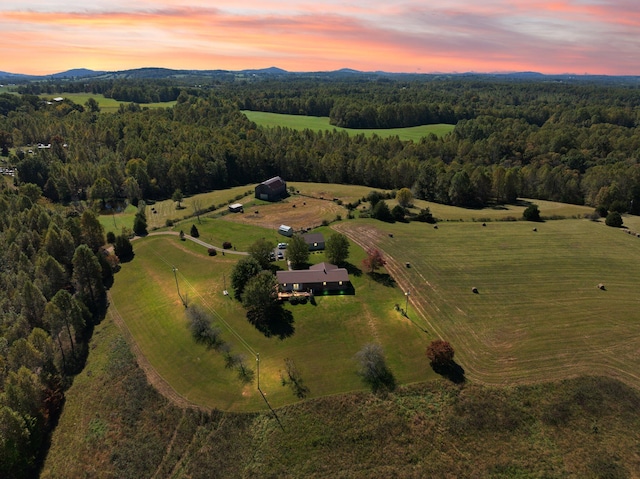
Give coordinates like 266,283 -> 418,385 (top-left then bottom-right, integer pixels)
472,287 -> 479,294
482,223 -> 486,227
532,227 -> 537,232
597,283 -> 606,291
434,225 -> 438,229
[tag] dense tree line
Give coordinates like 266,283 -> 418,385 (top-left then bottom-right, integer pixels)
2,80 -> 640,212
0,185 -> 112,477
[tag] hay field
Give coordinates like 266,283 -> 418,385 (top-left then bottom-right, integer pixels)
334,218 -> 640,389
220,195 -> 345,231
242,110 -> 455,141
58,93 -> 176,112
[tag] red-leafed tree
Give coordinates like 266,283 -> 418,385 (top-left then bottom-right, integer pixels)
362,248 -> 386,274
426,339 -> 455,367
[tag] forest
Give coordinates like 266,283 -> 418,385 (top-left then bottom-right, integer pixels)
1,74 -> 640,476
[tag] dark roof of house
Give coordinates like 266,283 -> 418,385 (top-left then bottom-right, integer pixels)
302,233 -> 324,244
276,262 -> 348,284
258,176 -> 285,191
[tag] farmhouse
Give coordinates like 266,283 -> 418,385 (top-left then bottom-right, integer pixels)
255,176 -> 287,201
303,232 -> 325,251
276,262 -> 351,296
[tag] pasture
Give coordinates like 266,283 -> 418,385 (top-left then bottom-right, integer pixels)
55,92 -> 176,113
242,110 -> 455,141
110,225 -> 432,412
107,182 -> 640,412
334,218 -> 640,389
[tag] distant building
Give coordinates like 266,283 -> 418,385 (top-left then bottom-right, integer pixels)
255,176 -> 287,201
228,203 -> 244,213
303,233 -> 325,251
276,262 -> 350,294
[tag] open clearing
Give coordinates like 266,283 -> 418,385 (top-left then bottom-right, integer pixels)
334,218 -> 640,389
242,110 -> 455,141
55,92 -> 177,112
108,183 -> 640,412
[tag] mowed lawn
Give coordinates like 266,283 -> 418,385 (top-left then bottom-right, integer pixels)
335,218 -> 640,389
242,110 -> 455,141
110,223 -> 433,412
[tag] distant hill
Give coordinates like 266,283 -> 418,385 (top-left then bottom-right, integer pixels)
48,68 -> 105,79
1,66 -> 639,85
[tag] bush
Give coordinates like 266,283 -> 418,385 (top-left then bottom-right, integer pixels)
222,241 -> 232,249
595,205 -> 608,218
190,224 -> 199,238
165,219 -> 174,227
605,211 -> 623,227
207,248 -> 217,256
523,204 -> 541,222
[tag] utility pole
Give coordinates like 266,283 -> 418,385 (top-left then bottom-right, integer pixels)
173,266 -> 184,306
405,290 -> 410,317
256,352 -> 260,391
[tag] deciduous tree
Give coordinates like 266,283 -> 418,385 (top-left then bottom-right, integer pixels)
230,257 -> 261,299
286,235 -> 309,269
325,233 -> 350,265
362,248 -> 386,274
355,343 -> 395,392
248,238 -> 276,270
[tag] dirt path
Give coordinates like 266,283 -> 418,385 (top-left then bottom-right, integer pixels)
140,231 -> 249,255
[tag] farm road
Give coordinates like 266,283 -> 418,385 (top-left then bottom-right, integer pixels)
143,231 -> 249,255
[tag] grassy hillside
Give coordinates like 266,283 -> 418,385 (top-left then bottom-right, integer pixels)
42,311 -> 640,478
242,110 -> 455,141
335,217 -> 640,389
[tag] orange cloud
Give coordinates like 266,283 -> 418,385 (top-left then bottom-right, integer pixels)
1,2 -> 639,75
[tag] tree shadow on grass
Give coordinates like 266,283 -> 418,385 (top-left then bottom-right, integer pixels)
431,360 -> 466,384
367,271 -> 396,287
247,306 -> 294,339
343,261 -> 362,277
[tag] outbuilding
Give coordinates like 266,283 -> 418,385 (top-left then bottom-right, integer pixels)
228,203 -> 244,213
303,233 -> 325,251
278,224 -> 293,237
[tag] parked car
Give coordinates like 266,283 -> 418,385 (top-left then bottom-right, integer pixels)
278,242 -> 288,249
277,251 -> 284,260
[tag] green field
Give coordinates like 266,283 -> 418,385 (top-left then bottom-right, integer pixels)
56,92 -> 176,112
109,183 -> 640,412
110,227 -> 432,412
242,110 -> 455,141
335,218 -> 640,389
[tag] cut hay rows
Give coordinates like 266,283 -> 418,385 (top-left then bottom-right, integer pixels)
333,219 -> 640,390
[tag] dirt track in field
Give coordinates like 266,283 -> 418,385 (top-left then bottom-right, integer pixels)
221,196 -> 345,232
331,221 -> 640,390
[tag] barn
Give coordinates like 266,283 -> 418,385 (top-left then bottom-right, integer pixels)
255,176 -> 287,201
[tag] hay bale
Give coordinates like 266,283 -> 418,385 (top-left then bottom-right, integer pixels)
482,223 -> 486,227
532,227 -> 537,232
472,287 -> 479,294
597,283 -> 606,291
434,225 -> 438,229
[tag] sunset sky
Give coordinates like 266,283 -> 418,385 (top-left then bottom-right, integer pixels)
1,1 -> 639,76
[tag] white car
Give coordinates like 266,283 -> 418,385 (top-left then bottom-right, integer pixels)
278,242 -> 288,249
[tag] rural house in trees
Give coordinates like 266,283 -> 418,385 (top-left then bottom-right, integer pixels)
276,262 -> 351,296
303,233 -> 325,251
255,176 -> 287,201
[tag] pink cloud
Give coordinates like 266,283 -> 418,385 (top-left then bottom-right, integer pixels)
1,2 -> 639,75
